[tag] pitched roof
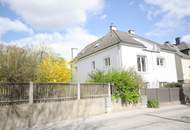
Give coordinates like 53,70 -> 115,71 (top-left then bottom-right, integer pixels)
132,34 -> 176,52
166,44 -> 190,59
76,30 -> 175,60
176,42 -> 190,51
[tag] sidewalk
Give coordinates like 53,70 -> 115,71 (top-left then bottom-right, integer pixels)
30,104 -> 190,130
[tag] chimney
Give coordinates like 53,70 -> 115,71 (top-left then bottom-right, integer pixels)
128,29 -> 135,35
164,41 -> 170,44
109,23 -> 117,31
175,37 -> 181,45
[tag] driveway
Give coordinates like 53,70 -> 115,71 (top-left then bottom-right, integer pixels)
31,105 -> 190,130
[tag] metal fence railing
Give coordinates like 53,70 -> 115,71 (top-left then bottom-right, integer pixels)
0,83 -> 29,105
80,83 -> 108,99
0,82 -> 109,105
140,87 -> 190,103
1,82 -> 189,105
33,83 -> 78,102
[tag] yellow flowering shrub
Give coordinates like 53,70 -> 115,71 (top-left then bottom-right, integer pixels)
37,56 -> 71,82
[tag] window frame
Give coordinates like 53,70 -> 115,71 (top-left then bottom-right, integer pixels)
137,55 -> 147,72
92,61 -> 96,70
159,82 -> 167,87
104,57 -> 111,67
156,57 -> 165,67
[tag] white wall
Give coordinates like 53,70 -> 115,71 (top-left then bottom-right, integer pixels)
175,54 -> 183,81
74,45 -> 121,83
120,44 -> 178,88
181,59 -> 190,83
174,54 -> 190,83
74,42 -> 178,88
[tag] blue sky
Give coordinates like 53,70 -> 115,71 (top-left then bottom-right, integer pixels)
0,0 -> 190,59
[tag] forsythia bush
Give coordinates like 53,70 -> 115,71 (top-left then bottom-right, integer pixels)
37,56 -> 71,82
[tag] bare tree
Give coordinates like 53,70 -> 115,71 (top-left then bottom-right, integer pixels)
0,45 -> 39,82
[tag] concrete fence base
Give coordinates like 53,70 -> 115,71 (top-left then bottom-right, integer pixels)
112,99 -> 143,112
0,97 -> 146,130
0,98 -> 106,130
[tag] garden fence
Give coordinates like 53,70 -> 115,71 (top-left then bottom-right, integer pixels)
0,82 -> 110,105
140,87 -> 190,103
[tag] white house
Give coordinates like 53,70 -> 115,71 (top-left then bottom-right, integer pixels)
73,26 -> 178,88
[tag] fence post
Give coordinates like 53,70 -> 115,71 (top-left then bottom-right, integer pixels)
169,88 -> 171,102
105,83 -> 112,113
145,88 -> 147,95
108,83 -> 111,97
156,88 -> 159,101
77,82 -> 80,100
29,81 -> 33,104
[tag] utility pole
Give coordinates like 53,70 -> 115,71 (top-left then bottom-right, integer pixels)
70,48 -> 78,82
71,48 -> 78,59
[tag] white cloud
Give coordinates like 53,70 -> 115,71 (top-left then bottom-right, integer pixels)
146,15 -> 188,38
129,0 -> 135,6
100,14 -> 107,20
0,0 -> 105,59
143,0 -> 190,40
0,0 -> 104,30
182,34 -> 190,43
144,0 -> 190,18
5,27 -> 98,59
0,17 -> 33,38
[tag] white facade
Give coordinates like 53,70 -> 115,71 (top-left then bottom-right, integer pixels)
181,59 -> 190,83
74,37 -> 178,88
74,45 -> 121,82
173,48 -> 190,83
120,44 -> 177,88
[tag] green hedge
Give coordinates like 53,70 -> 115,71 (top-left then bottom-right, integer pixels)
163,82 -> 182,88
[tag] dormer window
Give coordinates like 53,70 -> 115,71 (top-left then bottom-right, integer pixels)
94,43 -> 99,48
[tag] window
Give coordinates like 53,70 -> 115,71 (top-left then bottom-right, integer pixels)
104,57 -> 111,67
143,82 -> 150,88
137,55 -> 147,72
92,61 -> 95,70
159,82 -> 167,87
157,57 -> 165,66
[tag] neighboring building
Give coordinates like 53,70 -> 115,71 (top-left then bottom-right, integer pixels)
167,38 -> 190,83
73,26 -> 178,88
175,37 -> 190,56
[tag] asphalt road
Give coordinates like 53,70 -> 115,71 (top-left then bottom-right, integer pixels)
31,105 -> 190,130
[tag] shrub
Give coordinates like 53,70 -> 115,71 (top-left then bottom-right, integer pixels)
37,56 -> 71,82
164,82 -> 182,88
0,45 -> 39,82
88,69 -> 143,104
0,44 -> 71,82
147,99 -> 159,108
